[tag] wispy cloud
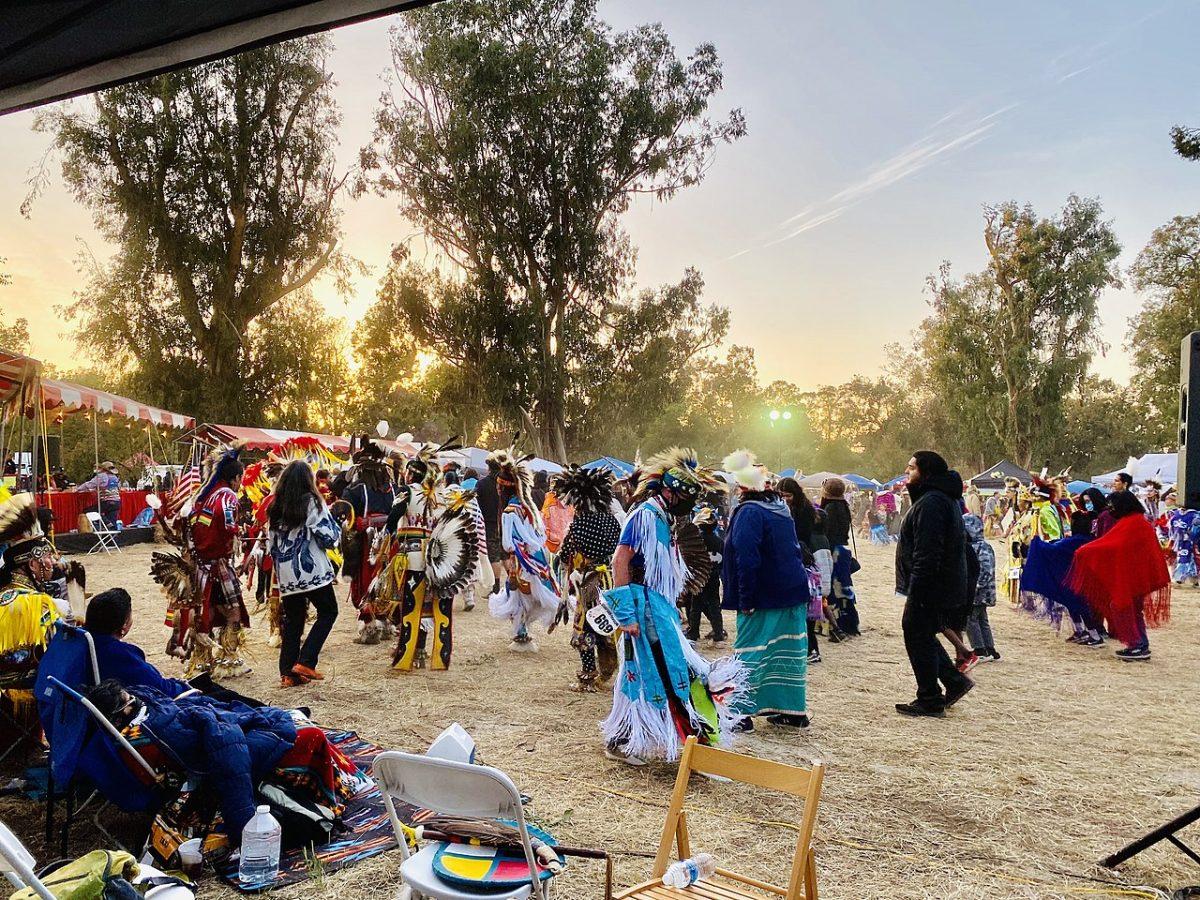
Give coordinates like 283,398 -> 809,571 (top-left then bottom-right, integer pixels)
724,5 -> 1175,261
725,102 -> 1016,260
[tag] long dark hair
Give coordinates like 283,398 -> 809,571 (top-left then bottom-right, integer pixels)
777,476 -> 816,520
1108,489 -> 1145,520
269,461 -> 320,532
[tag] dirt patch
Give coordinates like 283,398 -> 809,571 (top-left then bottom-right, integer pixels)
4,540 -> 1196,899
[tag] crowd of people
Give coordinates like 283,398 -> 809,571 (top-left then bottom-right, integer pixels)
0,438 -> 1181,858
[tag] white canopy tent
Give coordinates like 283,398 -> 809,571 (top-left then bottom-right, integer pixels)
1092,453 -> 1178,487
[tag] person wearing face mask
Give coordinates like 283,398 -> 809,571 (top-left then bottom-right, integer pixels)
601,448 -> 745,766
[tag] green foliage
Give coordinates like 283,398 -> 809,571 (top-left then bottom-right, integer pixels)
360,0 -> 745,459
1127,213 -> 1200,447
1172,125 -> 1200,161
0,317 -> 30,353
921,196 -> 1121,467
38,37 -> 351,425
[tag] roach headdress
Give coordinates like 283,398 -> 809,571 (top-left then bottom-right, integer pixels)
633,447 -> 721,503
552,465 -> 614,515
0,491 -> 50,569
489,437 -> 540,525
194,441 -> 246,509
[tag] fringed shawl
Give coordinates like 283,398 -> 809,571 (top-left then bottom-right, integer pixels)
1019,535 -> 1093,628
1067,514 -> 1171,645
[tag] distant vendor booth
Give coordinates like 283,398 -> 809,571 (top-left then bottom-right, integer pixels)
1,347 -> 194,532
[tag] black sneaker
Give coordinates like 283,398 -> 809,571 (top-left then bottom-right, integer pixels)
895,702 -> 946,718
732,716 -> 755,733
1083,635 -> 1105,648
944,678 -> 975,707
988,648 -> 1001,661
808,649 -> 821,664
767,713 -> 810,728
1115,646 -> 1151,662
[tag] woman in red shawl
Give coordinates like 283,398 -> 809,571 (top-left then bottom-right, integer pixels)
1068,491 -> 1170,662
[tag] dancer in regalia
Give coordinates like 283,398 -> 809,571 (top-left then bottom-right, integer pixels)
1069,490 -> 1171,662
0,492 -> 67,666
159,445 -> 251,678
554,465 -> 622,691
337,437 -> 395,645
382,441 -> 474,670
487,448 -> 561,652
1165,507 -> 1200,585
601,448 -> 746,766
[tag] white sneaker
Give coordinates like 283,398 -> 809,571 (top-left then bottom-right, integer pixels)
605,747 -> 648,767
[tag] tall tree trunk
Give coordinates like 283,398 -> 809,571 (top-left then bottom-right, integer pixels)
200,323 -> 247,425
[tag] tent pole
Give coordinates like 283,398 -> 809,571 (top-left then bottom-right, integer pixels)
93,410 -> 102,523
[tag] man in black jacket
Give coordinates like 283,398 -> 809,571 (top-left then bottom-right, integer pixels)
894,450 -> 974,717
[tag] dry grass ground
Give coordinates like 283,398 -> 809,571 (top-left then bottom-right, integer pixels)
4,539 -> 1199,899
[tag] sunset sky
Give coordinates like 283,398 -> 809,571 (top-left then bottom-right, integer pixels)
3,0 -> 1200,390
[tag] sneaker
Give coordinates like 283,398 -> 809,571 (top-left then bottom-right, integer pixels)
1066,632 -> 1085,644
956,653 -> 980,674
988,648 -> 1001,661
732,717 -> 755,733
1083,635 -> 1106,648
944,678 -> 975,707
604,746 -> 648,767
1115,646 -> 1151,662
767,713 -> 810,729
895,701 -> 945,718
808,650 -> 822,664
292,664 -> 324,681
972,651 -> 992,665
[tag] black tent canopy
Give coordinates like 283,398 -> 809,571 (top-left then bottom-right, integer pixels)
967,460 -> 1033,492
0,0 -> 436,116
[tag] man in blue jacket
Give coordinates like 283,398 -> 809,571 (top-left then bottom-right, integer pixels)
721,451 -> 811,731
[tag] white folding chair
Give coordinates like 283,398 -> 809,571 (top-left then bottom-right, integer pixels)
372,751 -> 553,900
0,819 -> 57,900
84,512 -> 121,554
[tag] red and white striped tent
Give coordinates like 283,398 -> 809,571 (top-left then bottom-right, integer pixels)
195,423 -> 418,457
41,377 -> 194,430
0,348 -> 193,430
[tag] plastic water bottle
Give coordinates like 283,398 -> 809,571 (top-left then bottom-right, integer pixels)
661,853 -> 717,888
239,805 -> 282,886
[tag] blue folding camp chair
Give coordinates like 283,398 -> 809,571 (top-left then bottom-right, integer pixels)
34,621 -> 100,855
35,623 -> 178,855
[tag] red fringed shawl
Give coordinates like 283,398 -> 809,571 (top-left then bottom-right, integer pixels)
1067,513 -> 1171,645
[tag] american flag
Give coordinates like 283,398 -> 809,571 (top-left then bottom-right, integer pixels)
167,463 -> 200,518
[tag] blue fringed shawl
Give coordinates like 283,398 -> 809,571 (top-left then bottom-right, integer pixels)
1019,535 -> 1093,628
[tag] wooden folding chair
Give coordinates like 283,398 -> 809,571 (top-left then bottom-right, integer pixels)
614,737 -> 825,900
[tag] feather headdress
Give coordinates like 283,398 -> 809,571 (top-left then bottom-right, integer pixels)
552,465 -> 614,515
0,492 -> 40,547
194,440 -> 246,509
633,447 -> 721,502
489,436 -> 540,525
722,449 -> 767,492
